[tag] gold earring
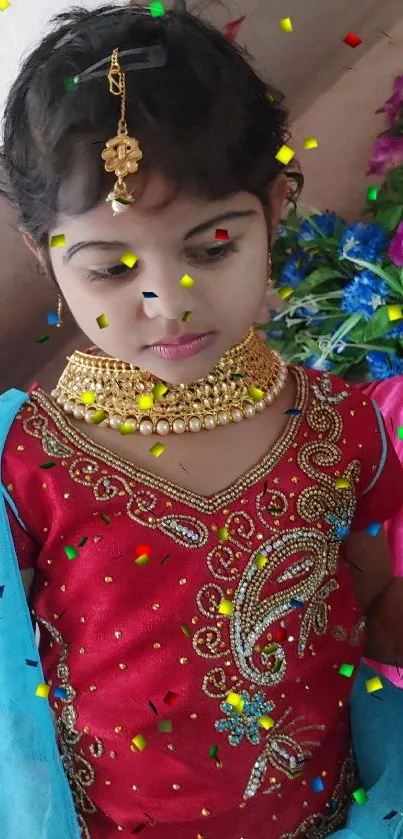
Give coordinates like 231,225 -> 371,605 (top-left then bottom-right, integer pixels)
101,47 -> 143,215
56,293 -> 64,328
267,252 -> 274,290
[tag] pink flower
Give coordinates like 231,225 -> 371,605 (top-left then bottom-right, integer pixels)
388,221 -> 403,266
376,75 -> 403,128
366,135 -> 403,176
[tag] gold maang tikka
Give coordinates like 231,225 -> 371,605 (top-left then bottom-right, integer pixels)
101,48 -> 143,215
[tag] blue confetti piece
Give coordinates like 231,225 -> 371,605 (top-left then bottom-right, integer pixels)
383,811 -> 398,820
366,522 -> 381,537
284,408 -> 302,416
149,700 -> 158,716
329,799 -> 337,813
54,687 -> 68,700
26,659 -> 38,667
142,291 -> 158,298
311,776 -> 324,793
47,311 -> 60,326
290,598 -> 304,609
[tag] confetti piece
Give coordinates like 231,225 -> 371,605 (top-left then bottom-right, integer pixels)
209,745 -> 219,759
353,787 -> 368,806
47,311 -> 60,326
149,700 -> 158,715
158,719 -> 172,732
277,285 -> 293,300
179,274 -> 194,288
135,554 -> 150,566
384,811 -> 398,820
276,627 -> 287,642
142,291 -> 158,298
63,76 -> 78,91
387,304 -> 403,321
135,544 -> 151,561
138,394 -> 154,410
255,553 -> 268,570
215,228 -> 229,240
398,427 -> 403,440
78,537 -> 88,547
163,691 -> 179,706
64,545 -> 78,560
36,682 -> 50,699
182,310 -> 192,322
118,422 -> 135,435
312,777 -> 324,793
26,659 -> 38,667
96,313 -> 109,329
275,145 -> 295,166
343,32 -> 362,48
89,410 -> 107,424
223,15 -> 246,42
81,390 -> 96,405
153,382 -> 168,401
258,715 -> 275,730
249,386 -> 264,402
226,692 -> 244,714
100,513 -> 110,524
335,477 -> 350,489
265,92 -> 275,104
54,687 -> 68,700
149,0 -> 165,17
365,676 -> 383,693
284,408 -> 301,416
230,373 -> 245,380
120,251 -> 138,268
290,598 -> 304,609
279,17 -> 293,33
132,734 -> 147,752
303,136 -> 318,150
218,598 -> 234,616
339,663 -> 354,678
366,522 -> 381,537
181,624 -> 192,637
150,442 -> 166,458
50,234 -> 66,248
218,527 -> 229,542
161,553 -> 171,565
329,800 -> 337,812
36,335 -> 50,344
40,461 -> 55,469
367,186 -> 378,201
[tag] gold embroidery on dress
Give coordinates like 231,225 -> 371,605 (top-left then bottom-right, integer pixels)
35,616 -> 104,839
21,409 -> 75,459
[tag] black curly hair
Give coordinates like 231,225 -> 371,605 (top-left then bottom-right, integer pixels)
0,1 -> 303,255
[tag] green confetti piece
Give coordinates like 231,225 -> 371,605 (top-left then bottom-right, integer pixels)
63,76 -> 78,92
157,719 -> 172,732
64,545 -> 78,560
149,0 -> 165,16
89,410 -> 107,424
96,313 -> 109,329
367,186 -> 378,202
339,663 -> 354,678
209,745 -> 218,759
353,787 -> 368,806
100,513 -> 111,524
40,461 -> 56,470
36,335 -> 50,344
78,537 -> 88,547
398,427 -> 403,441
181,624 -> 191,638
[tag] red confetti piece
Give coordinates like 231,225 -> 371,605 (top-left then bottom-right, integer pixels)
163,690 -> 179,706
215,228 -> 229,240
275,627 -> 287,642
343,32 -> 362,48
136,544 -> 151,558
223,15 -> 246,42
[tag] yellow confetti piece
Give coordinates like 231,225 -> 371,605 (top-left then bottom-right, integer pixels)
181,624 -> 192,638
138,394 -> 154,410
118,422 -> 135,435
150,442 -> 166,458
258,715 -> 275,731
275,145 -> 295,165
50,233 -> 66,247
226,692 -> 244,714
81,391 -> 96,405
303,136 -> 319,150
335,477 -> 350,489
279,17 -> 293,32
255,553 -> 268,570
249,386 -> 264,402
120,251 -> 138,269
179,274 -> 194,288
278,285 -> 293,300
0,0 -> 11,10
35,682 -> 50,699
218,598 -> 234,616
365,676 -> 383,693
89,410 -> 107,425
132,734 -> 147,751
218,527 -> 228,542
182,310 -> 192,322
135,553 -> 150,566
96,313 -> 109,329
153,381 -> 168,401
387,304 -> 403,322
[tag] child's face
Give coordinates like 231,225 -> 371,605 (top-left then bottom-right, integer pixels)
47,171 -> 287,384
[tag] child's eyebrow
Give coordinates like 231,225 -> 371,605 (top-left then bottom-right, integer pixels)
184,209 -> 257,240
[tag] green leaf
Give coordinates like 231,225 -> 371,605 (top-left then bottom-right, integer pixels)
374,205 -> 403,234
361,307 -> 392,342
292,267 -> 345,295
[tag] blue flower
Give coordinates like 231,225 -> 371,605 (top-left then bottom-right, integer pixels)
280,252 -> 310,288
338,222 -> 389,263
304,355 -> 333,371
215,691 -> 274,747
366,351 -> 403,379
385,320 -> 403,340
297,211 -> 338,244
341,269 -> 389,321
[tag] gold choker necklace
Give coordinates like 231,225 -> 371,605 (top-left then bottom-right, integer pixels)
52,328 -> 287,436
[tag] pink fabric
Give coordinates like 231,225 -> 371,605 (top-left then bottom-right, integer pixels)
357,376 -> 403,688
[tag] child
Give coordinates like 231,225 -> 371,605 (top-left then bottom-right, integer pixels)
0,4 -> 402,838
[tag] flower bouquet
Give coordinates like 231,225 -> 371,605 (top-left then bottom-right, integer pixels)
265,77 -> 403,383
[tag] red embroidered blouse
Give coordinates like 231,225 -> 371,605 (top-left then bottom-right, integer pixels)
3,365 -> 403,839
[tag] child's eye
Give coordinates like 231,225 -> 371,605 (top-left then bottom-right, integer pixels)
188,240 -> 238,265
83,263 -> 134,283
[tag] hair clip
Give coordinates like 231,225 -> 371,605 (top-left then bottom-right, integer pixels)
74,44 -> 167,85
